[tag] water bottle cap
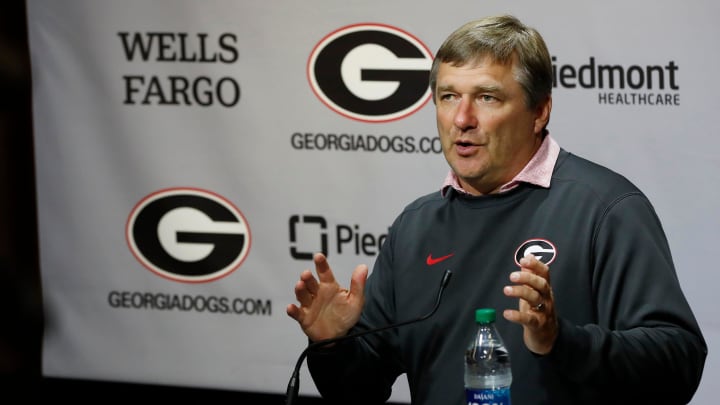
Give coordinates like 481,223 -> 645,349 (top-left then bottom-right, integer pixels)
475,308 -> 496,323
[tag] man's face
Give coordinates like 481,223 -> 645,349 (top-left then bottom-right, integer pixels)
434,56 -> 550,195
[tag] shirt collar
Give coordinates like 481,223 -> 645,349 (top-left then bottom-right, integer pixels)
441,134 -> 560,196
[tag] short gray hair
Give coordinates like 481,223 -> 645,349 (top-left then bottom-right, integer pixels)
429,15 -> 552,110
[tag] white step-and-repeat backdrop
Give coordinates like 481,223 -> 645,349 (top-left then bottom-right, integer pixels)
27,0 -> 718,403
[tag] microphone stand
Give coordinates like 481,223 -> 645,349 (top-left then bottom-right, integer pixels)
285,269 -> 453,405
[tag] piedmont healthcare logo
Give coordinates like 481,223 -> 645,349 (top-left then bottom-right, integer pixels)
552,56 -> 681,106
288,214 -> 388,260
307,23 -> 433,123
126,187 -> 251,283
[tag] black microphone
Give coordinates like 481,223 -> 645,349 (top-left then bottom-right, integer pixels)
285,269 -> 453,405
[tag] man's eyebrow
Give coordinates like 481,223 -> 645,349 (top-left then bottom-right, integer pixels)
436,83 -> 502,93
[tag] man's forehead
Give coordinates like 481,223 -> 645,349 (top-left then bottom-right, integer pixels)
434,58 -> 522,97
445,53 -> 516,70
437,58 -> 515,82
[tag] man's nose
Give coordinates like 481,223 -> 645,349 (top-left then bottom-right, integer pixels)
454,97 -> 478,130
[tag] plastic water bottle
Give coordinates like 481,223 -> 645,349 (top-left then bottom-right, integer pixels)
464,308 -> 512,405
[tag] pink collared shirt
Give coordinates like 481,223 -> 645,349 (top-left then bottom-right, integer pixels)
441,135 -> 560,196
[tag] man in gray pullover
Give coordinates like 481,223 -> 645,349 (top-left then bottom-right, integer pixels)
287,14 -> 707,405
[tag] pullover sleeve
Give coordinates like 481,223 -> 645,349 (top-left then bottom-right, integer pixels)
541,193 -> 707,403
306,335 -> 401,404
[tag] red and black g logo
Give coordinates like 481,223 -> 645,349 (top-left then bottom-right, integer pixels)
514,239 -> 557,267
126,187 -> 251,283
308,23 -> 433,123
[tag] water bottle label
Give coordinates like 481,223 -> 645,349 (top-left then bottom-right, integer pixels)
465,387 -> 511,405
